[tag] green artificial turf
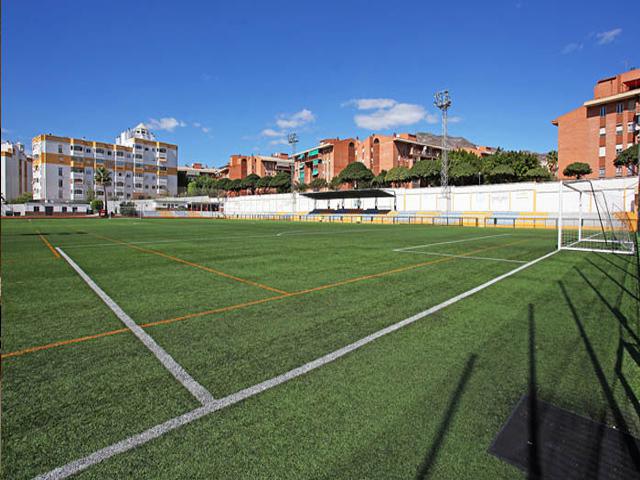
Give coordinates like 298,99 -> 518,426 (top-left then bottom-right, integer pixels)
1,217 -> 638,479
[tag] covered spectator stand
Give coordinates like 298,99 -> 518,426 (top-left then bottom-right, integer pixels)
302,189 -> 396,215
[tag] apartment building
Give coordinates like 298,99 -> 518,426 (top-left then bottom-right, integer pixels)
358,133 -> 443,175
552,69 -> 640,179
32,123 -> 178,201
294,138 -> 356,185
1,141 -> 32,201
227,153 -> 292,180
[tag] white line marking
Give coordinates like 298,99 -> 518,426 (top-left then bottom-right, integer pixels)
395,250 -> 527,264
393,233 -> 511,252
56,228 -> 385,249
36,247 -> 558,480
55,247 -> 215,406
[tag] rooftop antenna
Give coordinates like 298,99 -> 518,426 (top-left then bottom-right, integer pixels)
434,90 -> 452,213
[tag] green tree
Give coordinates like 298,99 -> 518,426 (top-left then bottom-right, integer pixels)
486,164 -> 516,183
523,166 -> 553,182
338,162 -> 374,189
8,192 -> 33,204
385,166 -> 411,187
545,150 -> 558,175
187,181 -> 199,196
614,144 -> 639,169
371,170 -> 389,188
94,166 -> 112,216
90,199 -> 103,212
256,176 -> 272,194
563,162 -> 592,179
329,176 -> 342,190
269,172 -> 291,193
240,173 -> 261,194
229,178 -> 243,194
309,178 -> 328,191
410,160 -> 440,187
217,178 -> 233,192
296,182 -> 309,192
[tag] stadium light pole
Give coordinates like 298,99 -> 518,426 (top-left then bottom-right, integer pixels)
288,132 -> 299,219
434,90 -> 452,213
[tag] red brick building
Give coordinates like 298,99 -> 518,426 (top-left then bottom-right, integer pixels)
227,153 -> 292,180
553,69 -> 640,179
293,138 -> 356,185
358,133 -> 442,175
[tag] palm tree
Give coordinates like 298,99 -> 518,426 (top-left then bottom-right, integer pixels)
94,167 -> 112,216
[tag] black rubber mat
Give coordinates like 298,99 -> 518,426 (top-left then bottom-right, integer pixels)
489,395 -> 640,479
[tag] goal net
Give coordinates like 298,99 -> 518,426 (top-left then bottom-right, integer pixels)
558,180 -> 636,255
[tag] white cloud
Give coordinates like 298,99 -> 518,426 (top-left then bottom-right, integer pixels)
261,128 -> 285,137
426,113 -> 439,125
354,102 -> 427,130
561,42 -> 583,54
269,138 -> 289,146
344,98 -> 397,110
596,28 -> 622,45
449,116 -> 462,124
192,122 -> 211,134
145,117 -> 187,132
275,109 -> 315,129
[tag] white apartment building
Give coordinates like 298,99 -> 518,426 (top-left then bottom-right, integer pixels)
1,141 -> 33,201
32,123 -> 178,201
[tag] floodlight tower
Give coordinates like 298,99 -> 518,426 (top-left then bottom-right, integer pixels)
434,90 -> 452,213
288,132 -> 299,217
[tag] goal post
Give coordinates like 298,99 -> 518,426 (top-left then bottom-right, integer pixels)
557,179 -> 636,255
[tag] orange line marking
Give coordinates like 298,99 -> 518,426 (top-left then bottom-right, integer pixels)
2,327 -> 130,359
1,238 -> 529,360
92,234 -> 289,295
38,233 -> 60,258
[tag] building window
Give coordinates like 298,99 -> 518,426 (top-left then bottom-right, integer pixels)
616,144 -> 623,154
616,124 -> 623,134
615,166 -> 622,176
629,100 -> 636,111
598,146 -> 606,157
627,166 -> 634,176
33,206 -> 40,212
600,106 -> 606,117
134,145 -> 142,150
86,148 -> 91,154
74,189 -> 83,195
599,127 -> 606,136
116,151 -> 124,157
96,148 -> 105,154
629,122 -> 636,133
616,103 -> 623,114
62,206 -> 67,213
58,145 -> 63,153
58,167 -> 63,176
135,154 -> 142,159
72,145 -> 83,151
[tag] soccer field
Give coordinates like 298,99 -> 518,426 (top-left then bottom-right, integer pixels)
2,217 -> 639,479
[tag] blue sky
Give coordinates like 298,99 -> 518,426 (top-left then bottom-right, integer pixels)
1,0 -> 636,167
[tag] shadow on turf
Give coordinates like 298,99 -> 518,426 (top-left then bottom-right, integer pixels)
415,354 -> 477,479
559,280 -> 640,471
526,304 -> 541,479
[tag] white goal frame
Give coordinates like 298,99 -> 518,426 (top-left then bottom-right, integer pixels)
557,180 -> 636,255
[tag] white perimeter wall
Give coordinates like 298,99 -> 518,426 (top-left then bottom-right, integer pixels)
223,178 -> 638,216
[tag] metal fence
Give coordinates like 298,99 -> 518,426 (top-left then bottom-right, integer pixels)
215,213 -> 560,230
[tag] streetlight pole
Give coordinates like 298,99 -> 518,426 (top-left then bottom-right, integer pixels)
434,90 -> 452,214
288,132 -> 299,219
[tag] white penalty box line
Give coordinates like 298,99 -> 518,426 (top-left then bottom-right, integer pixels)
36,247 -> 559,480
393,233 -> 512,252
55,247 -> 215,406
